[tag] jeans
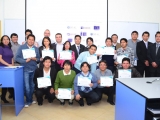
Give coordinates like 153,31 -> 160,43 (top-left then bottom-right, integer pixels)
24,71 -> 35,104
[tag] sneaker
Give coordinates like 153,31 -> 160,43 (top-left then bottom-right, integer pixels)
25,104 -> 29,108
32,101 -> 37,104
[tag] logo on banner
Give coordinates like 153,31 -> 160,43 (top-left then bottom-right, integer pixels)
80,32 -> 87,36
67,33 -> 76,36
94,26 -> 100,30
67,26 -> 76,29
81,26 -> 90,29
68,39 -> 73,42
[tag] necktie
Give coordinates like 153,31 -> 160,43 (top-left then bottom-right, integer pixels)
77,46 -> 80,54
156,44 -> 159,54
145,42 -> 148,49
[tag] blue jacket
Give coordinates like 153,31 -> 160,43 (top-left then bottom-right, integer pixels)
15,43 -> 40,71
74,51 -> 97,73
74,72 -> 98,96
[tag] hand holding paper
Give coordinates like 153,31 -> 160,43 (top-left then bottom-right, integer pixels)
58,88 -> 71,99
77,77 -> 91,87
100,76 -> 113,86
118,69 -> 131,78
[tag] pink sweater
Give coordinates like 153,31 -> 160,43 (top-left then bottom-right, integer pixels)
57,51 -> 76,67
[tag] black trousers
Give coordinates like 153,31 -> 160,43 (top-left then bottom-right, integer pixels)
35,88 -> 55,104
77,90 -> 99,105
94,87 -> 114,102
1,88 -> 14,100
137,65 -> 150,77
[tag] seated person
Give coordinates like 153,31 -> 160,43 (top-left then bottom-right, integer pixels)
74,62 -> 99,106
54,60 -> 76,105
114,57 -> 141,83
57,41 -> 75,68
94,60 -> 115,105
33,56 -> 56,106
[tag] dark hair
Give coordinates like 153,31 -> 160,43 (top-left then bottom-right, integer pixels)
0,35 -> 12,48
142,31 -> 150,37
74,35 -> 81,40
105,37 -> 112,43
27,34 -> 35,41
86,37 -> 93,45
80,62 -> 91,71
89,44 -> 97,50
25,29 -> 32,35
111,34 -> 118,38
122,57 -> 130,64
63,60 -> 72,68
42,56 -> 52,63
55,33 -> 62,38
63,41 -> 71,50
120,38 -> 128,43
99,60 -> 108,66
155,31 -> 160,37
10,33 -> 18,38
42,37 -> 53,49
131,31 -> 138,35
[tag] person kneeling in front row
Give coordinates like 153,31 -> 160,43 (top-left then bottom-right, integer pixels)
74,62 -> 99,106
33,56 -> 56,106
54,60 -> 76,105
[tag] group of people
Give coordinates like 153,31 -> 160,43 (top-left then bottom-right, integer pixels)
0,29 -> 160,108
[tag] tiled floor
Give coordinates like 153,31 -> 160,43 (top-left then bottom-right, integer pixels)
1,95 -> 115,120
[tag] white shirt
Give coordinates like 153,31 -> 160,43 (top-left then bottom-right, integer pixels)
143,40 -> 148,48
63,70 -> 71,76
43,68 -> 51,77
56,43 -> 63,59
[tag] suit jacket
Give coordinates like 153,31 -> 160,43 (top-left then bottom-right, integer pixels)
71,44 -> 87,60
136,40 -> 152,66
33,67 -> 57,89
147,43 -> 160,71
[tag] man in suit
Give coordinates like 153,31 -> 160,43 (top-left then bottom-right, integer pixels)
71,35 -> 86,60
52,33 -> 63,72
111,34 -> 121,50
136,31 -> 152,77
148,31 -> 160,77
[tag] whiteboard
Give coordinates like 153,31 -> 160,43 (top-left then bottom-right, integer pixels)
4,19 -> 25,44
108,21 -> 159,43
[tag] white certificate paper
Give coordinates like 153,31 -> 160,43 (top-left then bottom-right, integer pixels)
103,47 -> 115,55
118,69 -> 131,78
117,54 -> 128,63
42,50 -> 54,58
100,76 -> 113,86
22,48 -> 36,59
37,76 -> 51,88
58,88 -> 71,99
96,46 -> 104,55
77,77 -> 91,87
87,55 -> 98,64
60,51 -> 72,60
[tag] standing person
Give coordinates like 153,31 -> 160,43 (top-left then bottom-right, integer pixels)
86,37 -> 94,50
33,56 -> 56,106
38,29 -> 55,46
71,35 -> 87,60
148,31 -> 160,77
111,34 -> 121,50
39,37 -> 56,68
10,33 -> 20,66
74,62 -> 99,106
22,29 -> 39,47
94,60 -> 114,105
52,33 -> 63,72
0,35 -> 14,103
57,41 -> 75,68
128,31 -> 140,69
54,60 -> 76,105
136,31 -> 152,77
115,38 -> 134,69
16,34 -> 40,107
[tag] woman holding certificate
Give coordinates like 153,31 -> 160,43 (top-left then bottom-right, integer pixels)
57,41 -> 75,68
74,62 -> 99,106
54,60 -> 76,105
0,35 -> 14,103
39,37 -> 56,68
33,56 -> 56,106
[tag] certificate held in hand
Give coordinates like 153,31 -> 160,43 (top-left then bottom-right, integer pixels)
117,54 -> 128,64
58,88 -> 71,99
37,76 -> 51,88
22,48 -> 36,59
118,69 -> 131,78
77,76 -> 91,87
100,76 -> 113,86
103,47 -> 115,55
87,55 -> 98,64
42,50 -> 54,58
60,50 -> 72,60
